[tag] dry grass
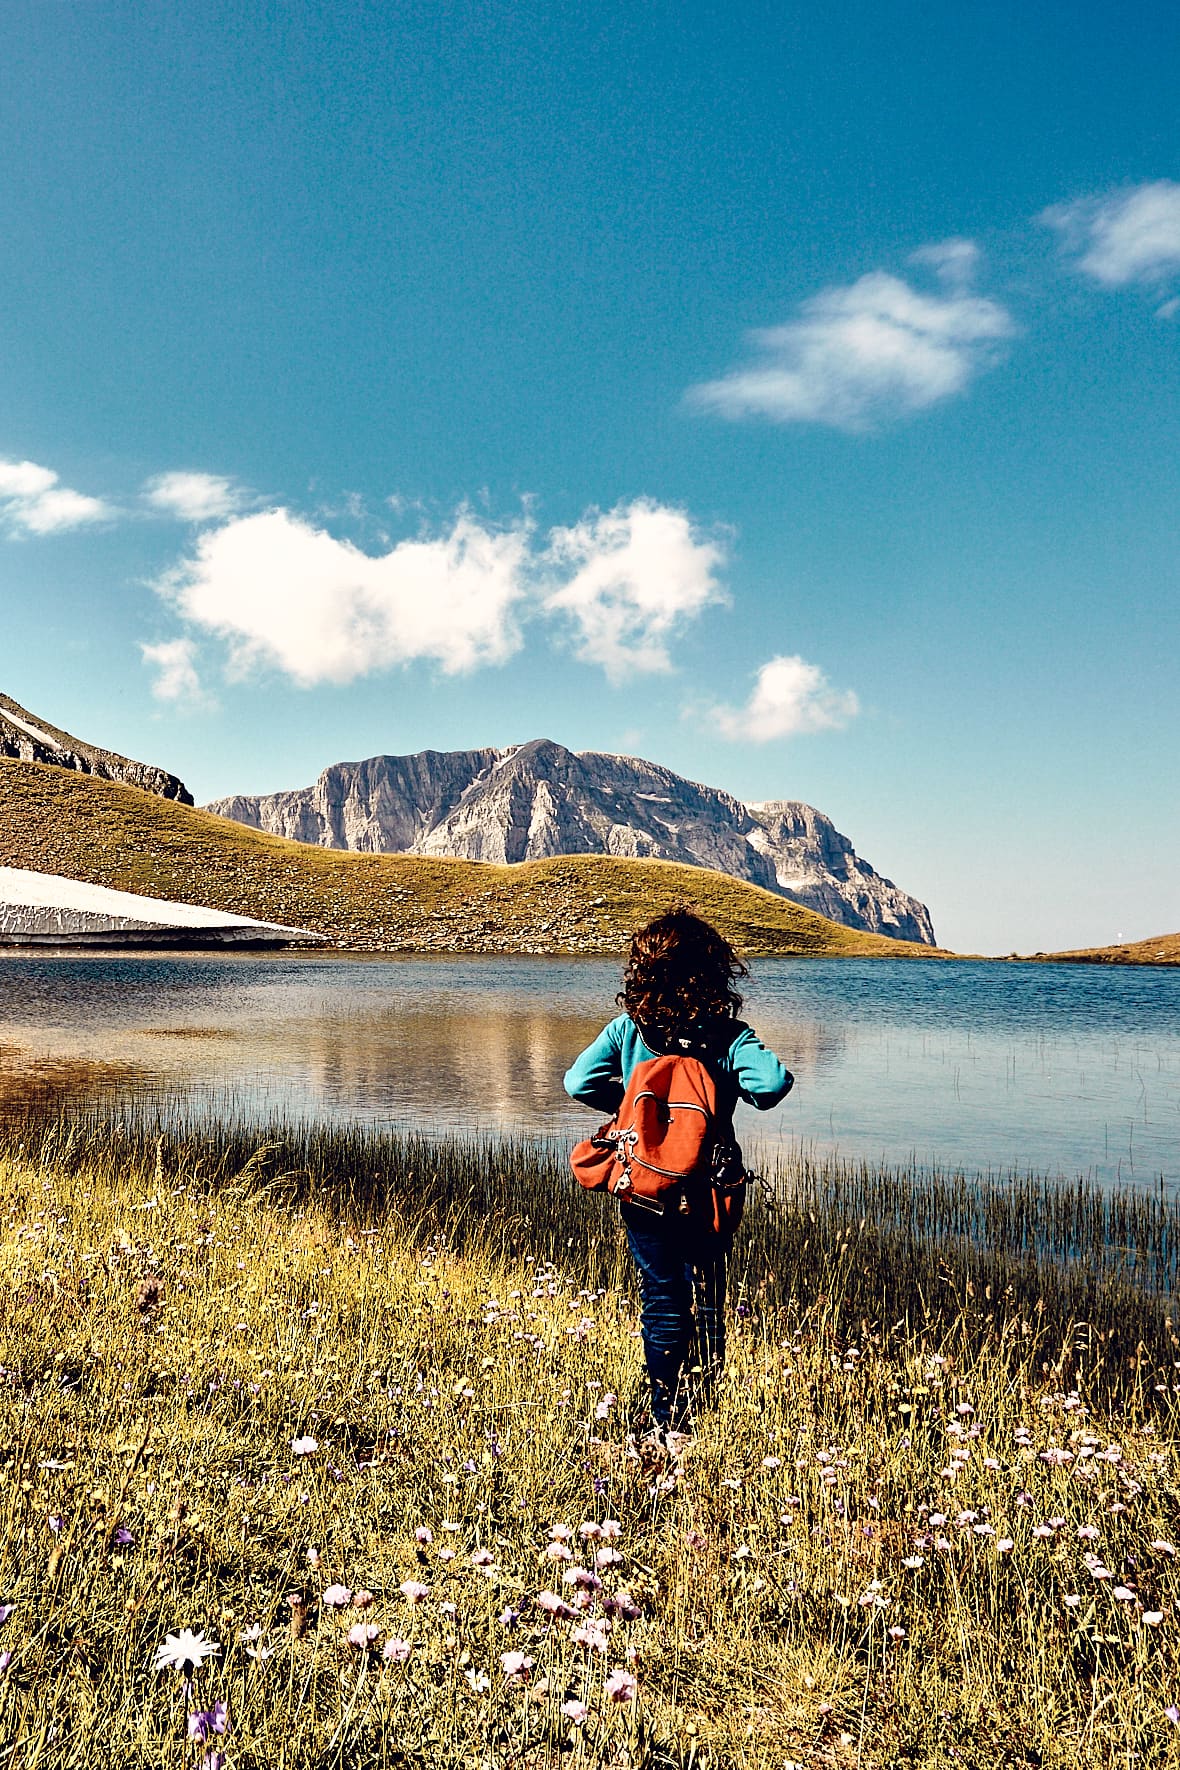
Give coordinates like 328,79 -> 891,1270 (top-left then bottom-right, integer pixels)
0,759 -> 943,959
1042,932 -> 1180,968
1,1116 -> 1178,1767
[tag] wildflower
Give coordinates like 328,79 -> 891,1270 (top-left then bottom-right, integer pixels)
594,1393 -> 617,1420
549,1523 -> 573,1540
596,1546 -> 623,1568
762,1456 -> 782,1470
414,1526 -> 433,1545
1063,1595 -> 1081,1608
579,1522 -> 603,1541
0,1608 -> 12,1627
536,1590 -> 574,1617
499,1606 -> 520,1627
321,1585 -> 352,1609
353,1589 -> 375,1609
399,1579 -> 431,1604
239,1625 -> 272,1661
546,1541 -> 574,1561
187,1702 -> 228,1742
113,1527 -> 134,1547
439,1601 -> 458,1616
471,1548 -> 496,1567
563,1566 -> 602,1591
888,1626 -> 906,1641
1144,1612 -> 1165,1627
291,1436 -> 318,1457
599,1519 -> 622,1541
464,1666 -> 490,1692
1152,1541 -> 1178,1556
347,1623 -> 380,1650
927,1513 -> 947,1528
306,1547 -> 320,1567
562,1698 -> 590,1724
154,1630 -> 221,1675
1165,1706 -> 1180,1724
383,1638 -> 412,1662
997,1538 -> 1014,1554
605,1666 -> 637,1702
902,1556 -> 925,1570
437,1548 -> 456,1562
1077,1525 -> 1099,1540
501,1650 -> 534,1682
571,1622 -> 611,1652
1113,1586 -> 1137,1602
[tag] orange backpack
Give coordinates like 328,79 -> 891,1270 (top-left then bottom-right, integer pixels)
569,1043 -> 747,1235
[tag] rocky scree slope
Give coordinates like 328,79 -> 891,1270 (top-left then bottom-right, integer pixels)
208,738 -> 935,944
0,692 -> 192,804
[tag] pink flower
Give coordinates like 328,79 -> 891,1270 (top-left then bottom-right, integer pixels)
536,1591 -> 573,1617
414,1527 -> 433,1545
501,1650 -> 534,1682
321,1585 -> 352,1609
1143,1612 -> 1165,1627
571,1622 -> 611,1652
561,1698 -> 590,1725
399,1580 -> 430,1604
347,1623 -> 380,1650
352,1590 -> 375,1610
546,1542 -> 573,1562
605,1666 -> 637,1703
382,1638 -> 412,1662
291,1436 -> 318,1456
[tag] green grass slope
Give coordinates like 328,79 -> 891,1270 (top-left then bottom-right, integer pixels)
0,758 -> 944,957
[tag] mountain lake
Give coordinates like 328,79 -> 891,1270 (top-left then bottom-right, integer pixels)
1,952 -> 1177,1189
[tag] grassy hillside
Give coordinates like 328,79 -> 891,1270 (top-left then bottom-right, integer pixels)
0,758 -> 940,958
1043,931 -> 1180,967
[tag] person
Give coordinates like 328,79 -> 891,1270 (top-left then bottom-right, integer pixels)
563,908 -> 792,1443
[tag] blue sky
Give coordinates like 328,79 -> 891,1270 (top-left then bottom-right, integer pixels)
1,0 -> 1177,954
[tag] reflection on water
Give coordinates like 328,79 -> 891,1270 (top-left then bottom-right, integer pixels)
0,953 -> 1177,1186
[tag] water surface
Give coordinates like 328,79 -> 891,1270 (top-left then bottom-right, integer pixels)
0,953 -> 1177,1186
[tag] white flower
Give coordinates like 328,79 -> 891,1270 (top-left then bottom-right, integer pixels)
291,1436 -> 318,1456
153,1629 -> 221,1674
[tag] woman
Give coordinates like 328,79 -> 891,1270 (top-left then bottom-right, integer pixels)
564,908 -> 792,1442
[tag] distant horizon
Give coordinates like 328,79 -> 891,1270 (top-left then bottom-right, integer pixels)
1,2 -> 1176,955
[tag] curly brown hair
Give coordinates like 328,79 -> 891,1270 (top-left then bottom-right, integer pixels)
618,908 -> 747,1038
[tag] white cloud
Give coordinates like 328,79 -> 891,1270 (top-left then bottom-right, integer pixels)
0,458 -> 111,535
143,471 -> 248,522
1042,180 -> 1180,287
543,499 -> 726,680
140,637 -> 210,707
686,245 -> 1012,430
157,506 -> 533,685
712,654 -> 859,741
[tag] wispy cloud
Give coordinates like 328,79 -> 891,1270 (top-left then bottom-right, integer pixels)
140,637 -> 211,708
0,458 -> 112,535
543,499 -> 726,681
157,507 -> 532,686
143,471 -> 249,522
686,240 -> 1012,430
712,654 -> 859,742
1041,180 -> 1180,289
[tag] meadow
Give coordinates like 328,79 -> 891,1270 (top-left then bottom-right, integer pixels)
1,1113 -> 1179,1768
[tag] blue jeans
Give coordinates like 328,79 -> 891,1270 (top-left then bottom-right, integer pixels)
621,1205 -> 728,1428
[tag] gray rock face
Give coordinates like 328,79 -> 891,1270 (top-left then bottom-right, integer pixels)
0,692 -> 193,805
207,737 -> 936,944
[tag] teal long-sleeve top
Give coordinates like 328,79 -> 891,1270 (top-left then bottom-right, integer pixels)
563,1013 -> 793,1125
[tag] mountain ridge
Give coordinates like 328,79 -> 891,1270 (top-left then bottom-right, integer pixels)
207,737 -> 936,944
0,691 -> 192,805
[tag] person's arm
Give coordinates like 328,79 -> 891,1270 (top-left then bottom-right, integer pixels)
563,1017 -> 627,1114
726,1023 -> 794,1110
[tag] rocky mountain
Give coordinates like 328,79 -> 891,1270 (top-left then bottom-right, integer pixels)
208,738 -> 936,944
0,692 -> 193,804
